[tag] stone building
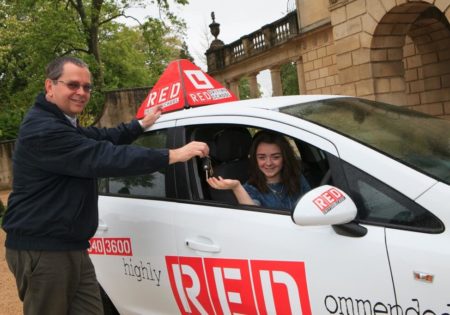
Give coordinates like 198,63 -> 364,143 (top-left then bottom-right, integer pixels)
206,0 -> 450,119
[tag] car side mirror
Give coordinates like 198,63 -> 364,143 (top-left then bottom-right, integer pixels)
292,185 -> 357,226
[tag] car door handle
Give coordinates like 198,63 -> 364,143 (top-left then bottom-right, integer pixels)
97,220 -> 108,232
185,238 -> 221,253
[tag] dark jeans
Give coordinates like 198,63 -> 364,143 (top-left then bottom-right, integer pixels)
5,248 -> 103,315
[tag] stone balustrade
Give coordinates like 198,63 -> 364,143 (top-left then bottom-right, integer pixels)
206,10 -> 299,74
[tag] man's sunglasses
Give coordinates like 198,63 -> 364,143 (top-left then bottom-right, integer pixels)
54,80 -> 93,93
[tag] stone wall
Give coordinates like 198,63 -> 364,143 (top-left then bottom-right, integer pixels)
302,28 -> 340,94
206,0 -> 450,120
330,0 -> 450,119
97,87 -> 151,127
298,0 -> 331,28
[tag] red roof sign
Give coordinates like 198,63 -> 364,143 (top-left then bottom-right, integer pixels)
136,59 -> 238,118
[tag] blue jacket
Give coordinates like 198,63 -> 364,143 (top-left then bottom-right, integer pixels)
243,175 -> 311,210
2,93 -> 169,251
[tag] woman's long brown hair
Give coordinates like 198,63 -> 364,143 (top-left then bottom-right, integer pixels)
247,131 -> 301,196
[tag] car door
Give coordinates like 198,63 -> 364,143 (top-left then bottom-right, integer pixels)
91,127 -> 183,315
166,114 -> 396,315
386,228 -> 450,314
339,157 -> 449,313
385,184 -> 449,314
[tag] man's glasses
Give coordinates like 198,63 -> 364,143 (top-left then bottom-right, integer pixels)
54,80 -> 93,93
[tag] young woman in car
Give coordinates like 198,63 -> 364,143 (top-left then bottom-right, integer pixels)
207,130 -> 311,210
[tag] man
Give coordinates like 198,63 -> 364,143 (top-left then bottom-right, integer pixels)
2,56 -> 209,315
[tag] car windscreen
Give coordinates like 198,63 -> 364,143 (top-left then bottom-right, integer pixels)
280,97 -> 450,185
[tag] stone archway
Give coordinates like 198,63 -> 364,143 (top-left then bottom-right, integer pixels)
370,1 -> 450,116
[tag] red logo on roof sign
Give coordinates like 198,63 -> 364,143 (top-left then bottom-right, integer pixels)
136,59 -> 238,118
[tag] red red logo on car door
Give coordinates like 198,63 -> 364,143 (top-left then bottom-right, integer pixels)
166,256 -> 312,315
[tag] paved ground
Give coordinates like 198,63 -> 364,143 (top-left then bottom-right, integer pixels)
0,231 -> 22,315
0,190 -> 22,315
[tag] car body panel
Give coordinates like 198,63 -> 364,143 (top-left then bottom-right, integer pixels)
91,95 -> 450,314
170,202 -> 395,315
91,197 -> 180,314
385,182 -> 450,313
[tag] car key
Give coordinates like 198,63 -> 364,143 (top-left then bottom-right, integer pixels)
202,156 -> 213,180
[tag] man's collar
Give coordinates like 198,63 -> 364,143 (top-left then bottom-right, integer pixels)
64,114 -> 78,128
35,93 -> 77,127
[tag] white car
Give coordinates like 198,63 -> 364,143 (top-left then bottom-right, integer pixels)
90,95 -> 450,315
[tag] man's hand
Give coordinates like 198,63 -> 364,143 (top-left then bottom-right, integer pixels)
169,141 -> 209,164
140,105 -> 162,129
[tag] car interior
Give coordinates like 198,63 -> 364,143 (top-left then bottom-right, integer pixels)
189,124 -> 252,204
188,124 -> 331,207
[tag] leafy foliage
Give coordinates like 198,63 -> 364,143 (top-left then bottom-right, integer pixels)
281,62 -> 299,96
239,77 -> 250,100
0,0 -> 190,139
0,106 -> 25,139
179,41 -> 194,62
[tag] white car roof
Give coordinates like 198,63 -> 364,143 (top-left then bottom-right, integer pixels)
156,95 -> 348,122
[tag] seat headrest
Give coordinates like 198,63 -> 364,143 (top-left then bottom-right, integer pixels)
211,128 -> 252,162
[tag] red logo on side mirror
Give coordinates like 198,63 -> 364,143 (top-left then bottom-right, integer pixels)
312,188 -> 346,214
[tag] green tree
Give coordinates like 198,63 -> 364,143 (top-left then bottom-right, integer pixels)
281,62 -> 299,96
238,76 -> 262,99
239,77 -> 250,100
179,40 -> 194,62
0,0 -> 190,138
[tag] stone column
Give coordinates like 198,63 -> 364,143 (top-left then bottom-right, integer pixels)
262,25 -> 273,49
229,79 -> 240,100
270,67 -> 283,96
296,59 -> 307,94
248,73 -> 260,98
241,35 -> 252,57
224,46 -> 231,67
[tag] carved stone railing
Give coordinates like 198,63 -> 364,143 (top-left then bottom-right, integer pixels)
206,10 -> 299,73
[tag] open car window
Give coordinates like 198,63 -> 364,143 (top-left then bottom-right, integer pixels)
187,124 -> 332,212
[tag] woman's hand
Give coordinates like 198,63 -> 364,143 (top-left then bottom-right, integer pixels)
207,176 -> 240,190
207,176 -> 256,206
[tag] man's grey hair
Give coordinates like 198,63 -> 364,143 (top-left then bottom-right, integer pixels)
45,56 -> 89,80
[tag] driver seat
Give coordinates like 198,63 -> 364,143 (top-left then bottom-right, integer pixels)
208,127 -> 252,204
